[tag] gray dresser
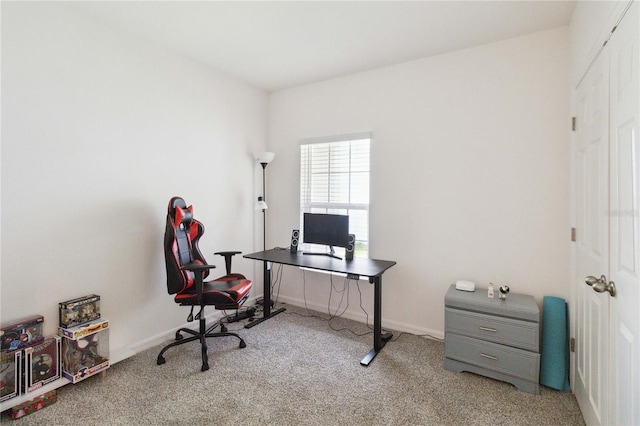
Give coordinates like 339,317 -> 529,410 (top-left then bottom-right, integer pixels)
444,284 -> 541,394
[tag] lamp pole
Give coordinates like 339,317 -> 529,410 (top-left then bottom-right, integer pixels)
254,151 -> 274,252
260,162 -> 267,251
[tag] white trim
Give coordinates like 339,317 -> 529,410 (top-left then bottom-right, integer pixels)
573,0 -> 633,89
300,131 -> 372,145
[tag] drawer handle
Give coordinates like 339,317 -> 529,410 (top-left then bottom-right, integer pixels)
479,326 -> 497,332
480,353 -> 498,361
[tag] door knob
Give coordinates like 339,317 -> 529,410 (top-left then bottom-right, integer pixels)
585,275 -> 617,297
585,275 -> 604,286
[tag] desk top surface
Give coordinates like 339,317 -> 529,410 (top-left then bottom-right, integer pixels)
244,249 -> 396,277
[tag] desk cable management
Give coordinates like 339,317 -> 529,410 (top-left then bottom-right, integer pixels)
225,259 -> 443,343
286,267 -> 377,337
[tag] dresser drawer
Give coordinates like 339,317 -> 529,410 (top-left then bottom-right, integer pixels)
445,307 -> 539,351
445,334 -> 540,381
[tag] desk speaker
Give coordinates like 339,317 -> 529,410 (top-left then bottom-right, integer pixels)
290,229 -> 299,253
345,234 -> 355,260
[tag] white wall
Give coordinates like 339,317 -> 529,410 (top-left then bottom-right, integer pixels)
0,2 -> 572,358
268,27 -> 570,337
1,2 -> 268,360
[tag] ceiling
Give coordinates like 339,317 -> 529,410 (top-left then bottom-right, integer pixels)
73,1 -> 576,92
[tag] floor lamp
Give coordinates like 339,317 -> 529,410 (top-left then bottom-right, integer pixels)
254,151 -> 274,251
247,151 -> 286,328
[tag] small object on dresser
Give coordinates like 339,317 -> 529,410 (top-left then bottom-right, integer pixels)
455,280 -> 475,292
487,282 -> 495,298
499,285 -> 510,300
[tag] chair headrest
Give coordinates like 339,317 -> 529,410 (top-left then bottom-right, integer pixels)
168,196 -> 195,227
168,196 -> 187,213
174,205 -> 194,227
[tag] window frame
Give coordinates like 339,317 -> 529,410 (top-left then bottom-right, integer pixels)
299,132 -> 371,257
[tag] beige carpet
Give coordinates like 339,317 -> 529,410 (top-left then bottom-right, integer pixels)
5,303 -> 585,425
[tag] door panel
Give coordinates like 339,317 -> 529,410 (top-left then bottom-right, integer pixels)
575,46 -> 610,426
608,2 -> 639,424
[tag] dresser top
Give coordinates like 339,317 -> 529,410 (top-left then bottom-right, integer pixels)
445,284 -> 539,322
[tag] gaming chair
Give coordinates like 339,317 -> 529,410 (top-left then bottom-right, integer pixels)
157,196 -> 251,372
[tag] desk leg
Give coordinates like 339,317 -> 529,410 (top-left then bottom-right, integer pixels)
360,275 -> 392,366
245,260 -> 285,328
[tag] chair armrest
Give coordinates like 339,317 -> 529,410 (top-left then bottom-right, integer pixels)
180,263 -> 216,272
214,251 -> 242,275
181,263 -> 216,304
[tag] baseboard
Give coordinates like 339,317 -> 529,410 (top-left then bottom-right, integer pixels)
276,295 -> 444,341
110,295 -> 442,365
110,347 -> 137,364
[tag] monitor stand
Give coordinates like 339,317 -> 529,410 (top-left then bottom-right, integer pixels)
303,245 -> 342,260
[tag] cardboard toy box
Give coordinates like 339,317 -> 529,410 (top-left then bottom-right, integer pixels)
59,294 -> 101,328
10,390 -> 57,420
24,336 -> 62,393
1,315 -> 44,352
0,349 -> 21,403
59,319 -> 109,383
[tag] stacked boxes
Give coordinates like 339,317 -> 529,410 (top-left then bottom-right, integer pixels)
0,295 -> 108,410
1,315 -> 49,404
58,295 -> 109,383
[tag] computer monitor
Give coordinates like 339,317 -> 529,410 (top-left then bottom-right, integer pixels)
303,213 -> 349,257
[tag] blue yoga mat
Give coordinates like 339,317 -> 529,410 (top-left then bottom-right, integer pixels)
540,296 -> 571,391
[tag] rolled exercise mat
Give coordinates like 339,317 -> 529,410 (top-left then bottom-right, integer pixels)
540,296 -> 571,391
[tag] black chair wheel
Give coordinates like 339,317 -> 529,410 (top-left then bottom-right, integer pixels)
157,356 -> 166,365
239,340 -> 247,349
175,332 -> 183,341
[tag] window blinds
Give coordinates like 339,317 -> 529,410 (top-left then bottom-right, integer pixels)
300,133 -> 371,256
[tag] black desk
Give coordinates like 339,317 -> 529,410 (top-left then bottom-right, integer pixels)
243,249 -> 396,366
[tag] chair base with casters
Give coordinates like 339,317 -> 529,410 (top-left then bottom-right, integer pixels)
156,309 -> 246,372
157,262 -> 251,372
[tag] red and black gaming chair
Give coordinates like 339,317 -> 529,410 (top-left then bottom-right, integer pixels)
157,196 -> 252,372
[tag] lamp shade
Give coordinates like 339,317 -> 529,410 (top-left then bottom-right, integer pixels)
254,151 -> 275,164
255,197 -> 268,210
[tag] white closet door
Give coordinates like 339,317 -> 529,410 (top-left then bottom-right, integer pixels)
574,3 -> 639,425
574,45 -> 610,426
608,2 -> 639,424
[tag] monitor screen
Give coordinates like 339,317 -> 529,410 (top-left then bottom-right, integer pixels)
303,213 -> 349,248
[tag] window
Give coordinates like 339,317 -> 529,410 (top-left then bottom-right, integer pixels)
300,132 -> 371,257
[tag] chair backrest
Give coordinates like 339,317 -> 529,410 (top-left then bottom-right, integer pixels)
164,197 -> 209,294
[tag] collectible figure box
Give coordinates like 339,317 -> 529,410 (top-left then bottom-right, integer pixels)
0,349 -> 21,403
1,315 -> 44,352
10,390 -> 57,419
25,336 -> 62,393
60,319 -> 109,383
59,294 -> 101,328
58,318 -> 109,340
